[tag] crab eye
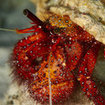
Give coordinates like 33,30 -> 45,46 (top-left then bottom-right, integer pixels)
23,9 -> 43,26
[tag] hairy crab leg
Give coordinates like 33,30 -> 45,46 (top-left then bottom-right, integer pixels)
77,42 -> 105,105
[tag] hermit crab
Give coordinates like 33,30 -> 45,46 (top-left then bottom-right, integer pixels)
10,9 -> 105,105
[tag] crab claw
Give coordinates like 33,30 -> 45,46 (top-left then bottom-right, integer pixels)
10,10 -> 52,84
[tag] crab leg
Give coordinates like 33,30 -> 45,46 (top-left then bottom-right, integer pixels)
77,42 -> 105,105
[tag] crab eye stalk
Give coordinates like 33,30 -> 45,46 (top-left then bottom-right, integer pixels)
23,9 -> 43,26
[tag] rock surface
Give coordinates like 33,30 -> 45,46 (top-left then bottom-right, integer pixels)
31,0 -> 105,44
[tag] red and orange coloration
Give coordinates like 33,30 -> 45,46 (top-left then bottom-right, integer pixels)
10,9 -> 105,105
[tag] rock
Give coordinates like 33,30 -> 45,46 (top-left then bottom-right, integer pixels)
31,0 -> 105,45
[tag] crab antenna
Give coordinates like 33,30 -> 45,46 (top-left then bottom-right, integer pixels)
0,28 -> 15,32
23,9 -> 43,26
48,52 -> 52,105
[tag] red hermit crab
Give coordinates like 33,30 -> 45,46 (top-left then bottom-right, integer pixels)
10,9 -> 105,105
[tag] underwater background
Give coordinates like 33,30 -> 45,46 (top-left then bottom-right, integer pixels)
0,0 -> 35,104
